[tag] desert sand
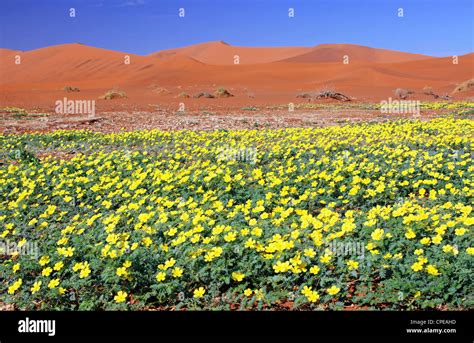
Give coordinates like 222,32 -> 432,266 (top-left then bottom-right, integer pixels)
0,42 -> 473,114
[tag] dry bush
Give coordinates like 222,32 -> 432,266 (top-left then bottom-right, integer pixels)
452,79 -> 474,94
99,90 -> 127,100
194,92 -> 215,99
214,87 -> 234,98
296,93 -> 312,99
423,86 -> 435,96
315,87 -> 351,101
64,86 -> 80,92
394,88 -> 414,100
177,92 -> 190,99
423,86 -> 451,100
148,84 -> 171,95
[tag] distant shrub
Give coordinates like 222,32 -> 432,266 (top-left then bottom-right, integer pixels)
99,90 -> 127,100
423,86 -> 435,96
194,92 -> 215,99
177,92 -> 190,99
1,107 -> 28,118
63,86 -> 80,93
241,106 -> 258,111
296,93 -> 313,99
394,88 -> 414,100
214,87 -> 234,98
452,79 -> 474,94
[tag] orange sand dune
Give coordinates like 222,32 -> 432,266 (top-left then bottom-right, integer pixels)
0,48 -> 20,58
280,44 -> 430,63
0,42 -> 473,112
0,44 -> 168,88
149,41 -> 311,65
149,42 -> 430,65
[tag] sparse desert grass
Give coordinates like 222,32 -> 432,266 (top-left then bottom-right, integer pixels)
422,86 -> 451,100
194,92 -> 215,99
214,87 -> 234,98
452,79 -> 474,94
1,107 -> 28,115
394,88 -> 414,100
241,106 -> 259,111
0,107 -> 50,121
148,84 -> 171,95
177,92 -> 190,99
99,90 -> 127,100
63,86 -> 80,92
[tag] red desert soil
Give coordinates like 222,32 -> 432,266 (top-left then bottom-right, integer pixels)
0,42 -> 473,115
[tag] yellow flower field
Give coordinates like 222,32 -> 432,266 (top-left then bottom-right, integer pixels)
0,117 -> 473,310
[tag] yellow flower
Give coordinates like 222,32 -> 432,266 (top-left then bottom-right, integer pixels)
79,265 -> 91,279
142,236 -> 153,247
371,229 -> 384,241
442,245 -> 453,253
39,255 -> 50,266
156,272 -> 166,282
467,247 -> 474,255
114,291 -> 127,303
164,258 -> 176,269
454,228 -> 466,236
426,264 -> 440,276
244,289 -> 253,297
320,254 -> 331,264
172,267 -> 183,278
306,290 -> 320,302
301,285 -> 312,296
326,285 -> 340,296
72,262 -> 83,272
224,231 -> 237,242
417,256 -> 428,264
42,267 -> 53,277
48,278 -> 60,289
432,235 -> 442,245
193,287 -> 205,298
301,286 -> 320,302
57,246 -> 74,257
273,261 -> 291,273
405,229 -> 416,239
309,265 -> 320,275
420,237 -> 431,245
411,262 -> 423,272
231,272 -> 245,282
347,260 -> 359,270
17,238 -> 27,248
53,261 -> 64,271
116,267 -> 128,277
8,278 -> 22,294
12,263 -> 20,273
414,249 -> 423,255
304,248 -> 316,258
31,281 -> 42,294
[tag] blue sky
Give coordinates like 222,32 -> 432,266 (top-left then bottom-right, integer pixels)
0,0 -> 472,56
